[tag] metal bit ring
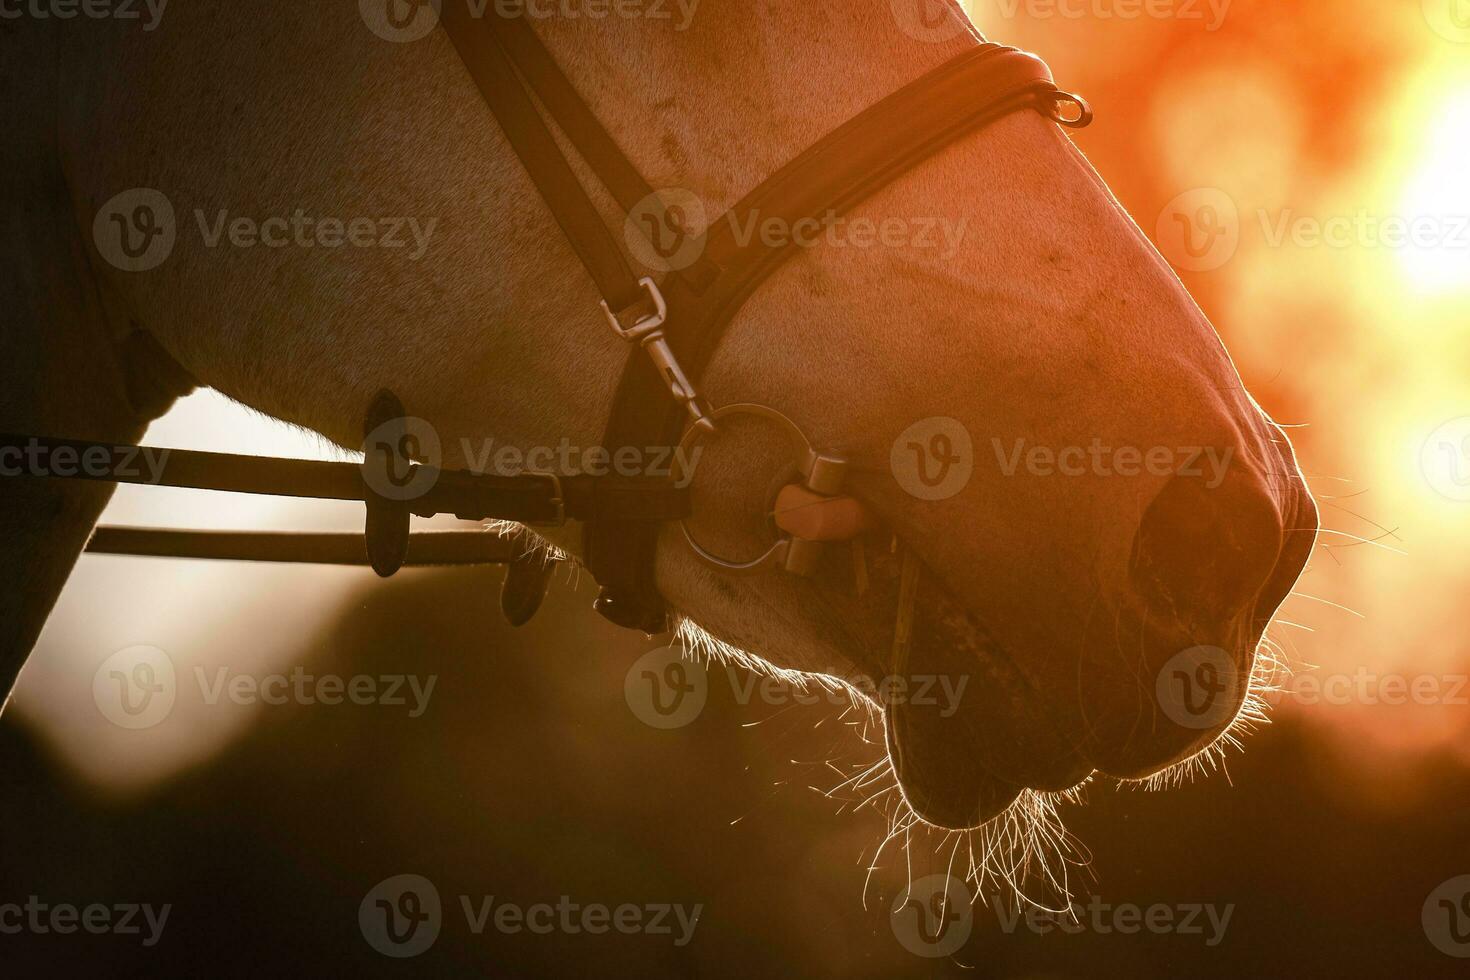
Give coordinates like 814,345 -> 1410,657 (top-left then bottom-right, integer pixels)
673,403 -> 847,576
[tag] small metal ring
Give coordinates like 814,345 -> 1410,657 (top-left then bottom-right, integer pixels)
1050,91 -> 1094,129
673,403 -> 819,575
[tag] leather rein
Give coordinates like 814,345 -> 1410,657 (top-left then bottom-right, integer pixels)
1,14 -> 1090,633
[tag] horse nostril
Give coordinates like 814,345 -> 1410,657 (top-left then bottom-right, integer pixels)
1128,464 -> 1285,630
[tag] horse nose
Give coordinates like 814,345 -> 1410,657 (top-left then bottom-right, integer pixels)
1075,461 -> 1288,780
1128,463 -> 1284,631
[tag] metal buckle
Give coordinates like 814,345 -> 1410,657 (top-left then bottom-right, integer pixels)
525,470 -> 566,527
601,277 -> 711,432
672,403 -> 847,576
601,275 -> 668,341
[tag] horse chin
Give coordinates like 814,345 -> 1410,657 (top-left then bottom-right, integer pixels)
875,562 -> 1094,832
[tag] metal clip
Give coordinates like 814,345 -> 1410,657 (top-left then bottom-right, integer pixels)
601,277 -> 712,433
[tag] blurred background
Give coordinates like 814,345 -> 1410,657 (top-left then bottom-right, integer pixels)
4,0 -> 1469,975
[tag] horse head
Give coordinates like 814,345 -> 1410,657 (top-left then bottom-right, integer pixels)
30,0 -> 1318,832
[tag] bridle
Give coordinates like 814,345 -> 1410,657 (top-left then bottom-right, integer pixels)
445,9 -> 1090,632
2,10 -> 1090,633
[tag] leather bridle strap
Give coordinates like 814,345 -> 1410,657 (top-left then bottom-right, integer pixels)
3,424 -> 682,623
485,13 -> 656,217
439,3 -> 646,313
84,527 -> 522,567
589,48 -> 1086,632
440,17 -> 1089,633
0,434 -> 683,524
440,6 -> 717,314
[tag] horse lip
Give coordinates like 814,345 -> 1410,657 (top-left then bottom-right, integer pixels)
882,703 -> 1023,829
875,547 -> 1094,830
